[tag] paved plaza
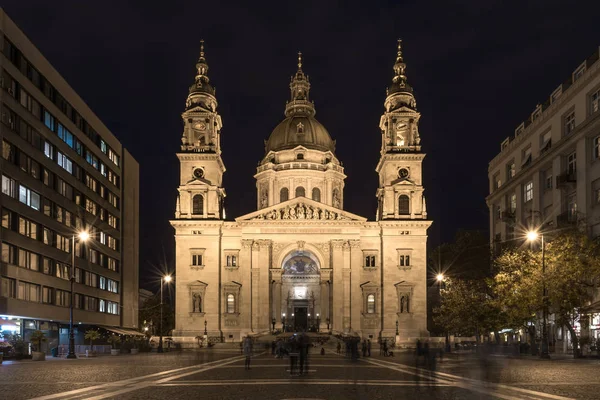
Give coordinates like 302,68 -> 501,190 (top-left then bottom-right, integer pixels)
1,349 -> 600,399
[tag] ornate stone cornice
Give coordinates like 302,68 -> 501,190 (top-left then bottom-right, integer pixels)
241,239 -> 254,249
349,239 -> 361,249
257,239 -> 272,249
342,242 -> 350,251
235,197 -> 366,222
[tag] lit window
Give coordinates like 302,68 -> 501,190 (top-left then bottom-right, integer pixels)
567,152 -> 576,175
524,181 -> 533,202
595,136 -> 600,160
564,112 -> 575,135
510,193 -> 517,212
227,294 -> 235,313
592,90 -> 600,114
367,294 -> 375,314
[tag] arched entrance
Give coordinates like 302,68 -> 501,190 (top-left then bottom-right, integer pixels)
281,250 -> 321,332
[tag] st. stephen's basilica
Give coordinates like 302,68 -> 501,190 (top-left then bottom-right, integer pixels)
171,40 -> 432,345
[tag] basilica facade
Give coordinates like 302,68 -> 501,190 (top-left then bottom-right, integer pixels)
171,41 -> 432,344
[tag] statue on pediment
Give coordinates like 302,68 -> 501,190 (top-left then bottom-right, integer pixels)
306,206 -> 313,219
290,206 -> 297,219
283,206 -> 290,219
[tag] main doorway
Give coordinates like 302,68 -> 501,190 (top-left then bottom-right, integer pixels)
294,307 -> 308,331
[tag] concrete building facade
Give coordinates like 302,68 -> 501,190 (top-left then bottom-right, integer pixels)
0,9 -> 140,344
487,46 -> 600,348
171,41 -> 432,344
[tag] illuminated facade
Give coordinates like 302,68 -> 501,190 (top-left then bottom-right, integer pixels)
171,41 -> 431,344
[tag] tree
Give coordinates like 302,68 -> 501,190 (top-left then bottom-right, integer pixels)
493,230 -> 600,357
139,293 -> 174,336
433,278 -> 504,343
84,329 -> 101,353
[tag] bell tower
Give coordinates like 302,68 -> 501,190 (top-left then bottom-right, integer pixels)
175,41 -> 226,220
376,40 -> 427,220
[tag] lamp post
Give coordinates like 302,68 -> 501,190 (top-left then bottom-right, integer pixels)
204,320 -> 208,336
395,320 -> 399,336
67,230 -> 89,359
272,318 -> 276,333
316,313 -> 320,333
158,275 -> 172,354
527,230 -> 550,359
436,274 -> 451,352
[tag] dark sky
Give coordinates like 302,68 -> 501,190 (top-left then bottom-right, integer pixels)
3,1 -> 600,289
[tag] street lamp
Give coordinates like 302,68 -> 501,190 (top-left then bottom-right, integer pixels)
67,230 -> 89,359
204,320 -> 208,336
436,273 -> 451,352
436,273 -> 444,282
158,275 -> 172,353
282,313 -> 286,333
316,313 -> 320,333
527,230 -> 550,359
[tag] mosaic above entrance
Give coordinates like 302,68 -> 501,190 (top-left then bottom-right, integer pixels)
282,251 -> 319,275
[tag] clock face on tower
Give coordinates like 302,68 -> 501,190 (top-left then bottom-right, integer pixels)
398,168 -> 409,179
194,122 -> 207,131
193,168 -> 205,179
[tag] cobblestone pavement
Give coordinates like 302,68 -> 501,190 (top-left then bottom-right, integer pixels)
1,349 -> 600,399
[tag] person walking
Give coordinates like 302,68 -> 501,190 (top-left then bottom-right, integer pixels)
367,339 -> 371,357
383,340 -> 388,357
243,336 -> 253,370
336,341 -> 341,354
362,340 -> 367,357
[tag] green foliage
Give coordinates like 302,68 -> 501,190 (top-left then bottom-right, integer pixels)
29,330 -> 47,352
138,293 -> 174,336
6,334 -> 26,358
432,278 -> 503,341
493,230 -> 600,357
107,334 -> 121,349
84,330 -> 101,352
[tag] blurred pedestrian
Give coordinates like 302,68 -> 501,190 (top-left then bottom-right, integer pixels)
367,339 -> 371,356
243,336 -> 253,370
383,340 -> 388,357
336,341 -> 341,354
362,339 -> 367,357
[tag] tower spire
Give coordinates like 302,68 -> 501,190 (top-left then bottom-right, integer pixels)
186,39 -> 216,111
392,38 -> 408,86
286,51 -> 315,117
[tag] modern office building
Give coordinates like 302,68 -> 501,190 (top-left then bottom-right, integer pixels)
171,41 -> 432,345
0,9 -> 139,346
487,46 -> 600,348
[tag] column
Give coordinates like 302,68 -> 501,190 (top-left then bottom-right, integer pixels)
331,240 -> 344,332
251,242 -> 260,332
342,242 -> 351,333
349,240 -> 362,336
257,239 -> 272,331
319,269 -> 331,331
269,178 -> 275,207
240,240 -> 253,332
271,270 -> 282,329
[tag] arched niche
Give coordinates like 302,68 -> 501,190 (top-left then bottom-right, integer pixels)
281,250 -> 320,276
275,243 -> 327,272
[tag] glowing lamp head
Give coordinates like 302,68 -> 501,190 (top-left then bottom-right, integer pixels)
164,275 -> 172,283
78,231 -> 90,242
526,231 -> 539,241
436,274 -> 444,282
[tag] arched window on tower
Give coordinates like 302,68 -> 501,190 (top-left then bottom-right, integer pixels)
312,187 -> 321,202
398,195 -> 410,215
193,194 -> 204,215
296,186 -> 305,198
280,187 -> 289,202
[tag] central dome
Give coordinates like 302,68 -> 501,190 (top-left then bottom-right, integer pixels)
265,115 -> 335,153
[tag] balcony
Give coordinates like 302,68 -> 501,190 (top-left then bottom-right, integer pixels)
500,211 -> 516,223
556,171 -> 576,188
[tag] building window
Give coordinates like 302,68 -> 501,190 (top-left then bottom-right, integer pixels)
2,175 -> 16,197
191,253 -> 204,266
507,162 -> 516,180
367,294 -> 375,314
226,255 -> 237,267
522,147 -> 532,168
192,194 -> 204,215
564,112 -> 575,135
399,255 -> 411,267
17,281 -> 40,302
493,173 -> 501,190
280,187 -> 289,202
524,181 -> 533,202
295,186 -> 305,197
567,193 -> 577,220
495,205 -> 501,220
18,184 -> 40,211
593,179 -> 600,205
592,89 -> 600,115
297,153 -> 304,160
398,195 -> 410,215
567,152 -> 576,175
365,255 -> 376,268
573,65 -> 586,81
510,193 -> 517,212
312,187 -> 321,202
227,293 -> 235,314
56,289 -> 70,307
541,131 -> 552,153
594,136 -> 600,160
545,172 -> 553,190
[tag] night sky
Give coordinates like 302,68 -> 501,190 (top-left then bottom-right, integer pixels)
3,1 -> 600,289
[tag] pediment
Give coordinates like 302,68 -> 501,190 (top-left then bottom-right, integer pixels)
390,177 -> 416,186
185,177 -> 212,186
235,197 -> 367,222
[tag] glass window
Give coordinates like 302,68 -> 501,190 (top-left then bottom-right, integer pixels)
510,193 -> 517,212
524,181 -> 534,202
312,187 -> 321,202
564,112 -> 575,135
567,152 -> 576,175
192,254 -> 203,266
295,186 -> 305,197
398,195 -> 410,215
227,294 -> 235,313
592,89 -> 600,115
367,294 -> 375,314
193,194 -> 204,215
280,187 -> 289,202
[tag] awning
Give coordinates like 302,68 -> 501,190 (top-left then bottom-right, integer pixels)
98,325 -> 145,336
